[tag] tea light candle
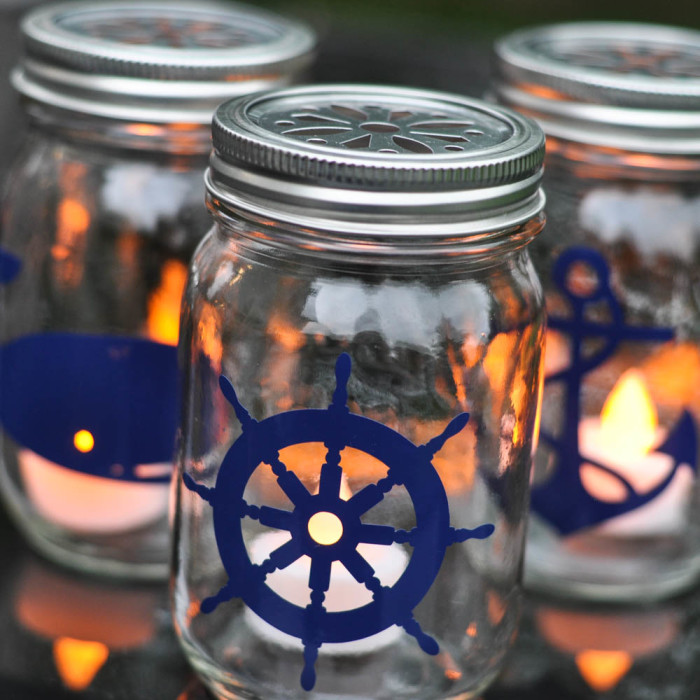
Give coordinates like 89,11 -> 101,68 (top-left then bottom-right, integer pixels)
19,449 -> 169,534
245,529 -> 409,654
578,369 -> 693,536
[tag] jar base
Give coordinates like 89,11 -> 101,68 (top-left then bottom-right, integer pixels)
18,520 -> 170,581
524,520 -> 700,602
0,471 -> 169,580
178,622 -> 499,700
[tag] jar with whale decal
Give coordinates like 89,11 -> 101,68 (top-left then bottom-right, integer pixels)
495,22 -> 700,600
171,84 -> 546,700
0,0 -> 315,578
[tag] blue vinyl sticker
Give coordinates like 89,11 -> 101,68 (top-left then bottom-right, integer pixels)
0,248 -> 22,284
0,333 -> 179,483
533,247 -> 698,534
184,352 -> 494,691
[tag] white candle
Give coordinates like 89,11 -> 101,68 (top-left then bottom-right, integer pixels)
19,448 -> 169,534
244,530 -> 409,654
577,370 -> 693,536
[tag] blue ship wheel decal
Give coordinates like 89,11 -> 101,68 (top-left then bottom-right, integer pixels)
533,247 -> 698,534
184,353 -> 494,691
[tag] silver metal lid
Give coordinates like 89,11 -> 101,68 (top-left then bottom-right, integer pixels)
13,1 -> 316,124
208,84 -> 545,240
495,23 -> 700,154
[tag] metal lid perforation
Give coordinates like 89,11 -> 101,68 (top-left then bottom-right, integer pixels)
208,84 -> 546,237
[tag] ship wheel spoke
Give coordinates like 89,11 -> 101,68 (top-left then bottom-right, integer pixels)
258,506 -> 296,531
318,443 -> 345,500
241,502 -> 296,531
341,548 -> 379,587
266,453 -> 312,507
448,524 -> 495,544
300,558 -> 331,692
358,523 -> 401,545
400,615 -> 439,655
348,473 -> 400,515
257,537 -> 304,576
308,556 -> 333,597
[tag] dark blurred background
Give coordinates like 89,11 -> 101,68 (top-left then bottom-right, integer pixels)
254,0 -> 700,37
2,0 -> 699,174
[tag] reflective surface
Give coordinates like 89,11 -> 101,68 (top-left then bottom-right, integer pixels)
2,502 -> 700,700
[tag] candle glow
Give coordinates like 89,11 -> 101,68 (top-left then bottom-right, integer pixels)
575,650 -> 633,692
579,370 -> 671,503
599,369 -> 657,459
537,605 -> 678,693
308,511 -> 343,545
146,259 -> 188,346
53,637 -> 109,691
73,429 -> 95,453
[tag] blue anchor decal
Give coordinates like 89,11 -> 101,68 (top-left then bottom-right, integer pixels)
532,247 -> 698,534
184,353 -> 494,691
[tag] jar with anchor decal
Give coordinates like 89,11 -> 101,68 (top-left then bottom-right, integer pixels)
0,0 -> 315,579
495,22 -> 700,600
172,84 -> 546,700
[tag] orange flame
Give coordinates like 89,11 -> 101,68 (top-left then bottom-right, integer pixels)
575,650 -> 632,692
600,369 -> 657,458
53,637 -> 109,691
52,197 -> 91,288
146,260 -> 188,346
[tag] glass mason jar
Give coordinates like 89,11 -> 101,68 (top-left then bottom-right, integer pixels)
495,22 -> 700,600
0,0 -> 315,579
172,84 -> 546,700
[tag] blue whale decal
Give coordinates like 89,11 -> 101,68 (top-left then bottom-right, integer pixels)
0,333 -> 178,483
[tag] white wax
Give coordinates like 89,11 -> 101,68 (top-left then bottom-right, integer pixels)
578,418 -> 693,536
19,449 -> 169,534
244,530 -> 409,654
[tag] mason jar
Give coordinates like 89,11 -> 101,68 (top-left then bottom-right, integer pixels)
172,84 -> 546,700
495,22 -> 700,600
0,0 -> 315,579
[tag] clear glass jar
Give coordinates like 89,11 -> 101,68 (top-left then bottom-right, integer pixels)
0,0 -> 315,579
496,22 -> 700,600
172,84 -> 546,700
